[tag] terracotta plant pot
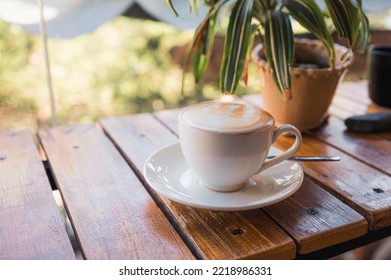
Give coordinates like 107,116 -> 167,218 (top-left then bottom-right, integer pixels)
252,38 -> 353,131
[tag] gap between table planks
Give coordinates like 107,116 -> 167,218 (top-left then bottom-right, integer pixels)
243,92 -> 391,231
101,112 -> 367,256
0,130 -> 75,259
39,124 -> 194,260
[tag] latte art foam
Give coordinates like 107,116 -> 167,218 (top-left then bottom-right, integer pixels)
181,102 -> 274,132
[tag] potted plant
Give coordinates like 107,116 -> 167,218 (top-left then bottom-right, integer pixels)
166,0 -> 370,131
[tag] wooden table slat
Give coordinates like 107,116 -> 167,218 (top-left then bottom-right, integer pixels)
100,114 -> 297,259
263,178 -> 368,254
0,130 -> 75,259
154,110 -> 369,254
39,124 -> 194,260
308,116 -> 391,175
243,93 -> 391,230
274,135 -> 391,230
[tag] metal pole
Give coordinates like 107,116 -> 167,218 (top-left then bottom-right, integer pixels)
37,0 -> 57,127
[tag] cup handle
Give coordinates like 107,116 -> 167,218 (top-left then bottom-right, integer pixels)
256,124 -> 302,173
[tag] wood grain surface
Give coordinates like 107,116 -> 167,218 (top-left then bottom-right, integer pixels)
155,109 -> 368,254
308,116 -> 391,175
243,93 -> 391,231
273,134 -> 391,231
1,80 -> 387,260
0,130 -> 75,259
263,178 -> 368,254
101,114 -> 296,259
39,124 -> 194,260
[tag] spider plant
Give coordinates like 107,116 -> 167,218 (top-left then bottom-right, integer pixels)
166,0 -> 370,98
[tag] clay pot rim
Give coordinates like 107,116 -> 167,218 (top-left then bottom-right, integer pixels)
252,38 -> 354,74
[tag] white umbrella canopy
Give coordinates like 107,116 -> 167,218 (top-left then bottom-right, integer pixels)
0,0 -> 207,38
0,0 -> 135,38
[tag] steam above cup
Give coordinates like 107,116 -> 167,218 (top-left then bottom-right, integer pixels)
179,101 -> 302,192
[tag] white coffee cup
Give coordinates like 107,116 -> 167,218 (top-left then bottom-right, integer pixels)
179,101 -> 302,192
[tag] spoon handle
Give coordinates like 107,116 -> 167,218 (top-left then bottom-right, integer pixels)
267,155 -> 340,162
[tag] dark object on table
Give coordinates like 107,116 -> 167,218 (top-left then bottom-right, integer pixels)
367,45 -> 391,108
345,112 -> 391,133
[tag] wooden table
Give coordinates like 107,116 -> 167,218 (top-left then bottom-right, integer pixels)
1,80 -> 390,260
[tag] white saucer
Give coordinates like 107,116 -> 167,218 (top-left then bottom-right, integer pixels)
143,143 -> 304,211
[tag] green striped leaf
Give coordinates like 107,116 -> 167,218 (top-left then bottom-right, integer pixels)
264,10 -> 294,97
253,1 -> 265,23
356,0 -> 371,52
193,13 -> 218,82
191,0 -> 230,46
258,0 -> 277,10
253,0 -> 276,24
165,0 -> 179,17
283,0 -> 335,67
241,25 -> 258,85
220,0 -> 254,94
165,0 -> 195,17
190,1 -> 230,82
324,0 -> 360,47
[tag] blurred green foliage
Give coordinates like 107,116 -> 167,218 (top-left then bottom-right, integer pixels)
0,21 -> 37,129
0,17 -> 259,131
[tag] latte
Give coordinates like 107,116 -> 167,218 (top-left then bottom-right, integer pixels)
180,101 -> 274,133
178,101 -> 302,192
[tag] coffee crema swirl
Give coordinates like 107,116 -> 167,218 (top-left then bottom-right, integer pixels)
181,102 -> 274,133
